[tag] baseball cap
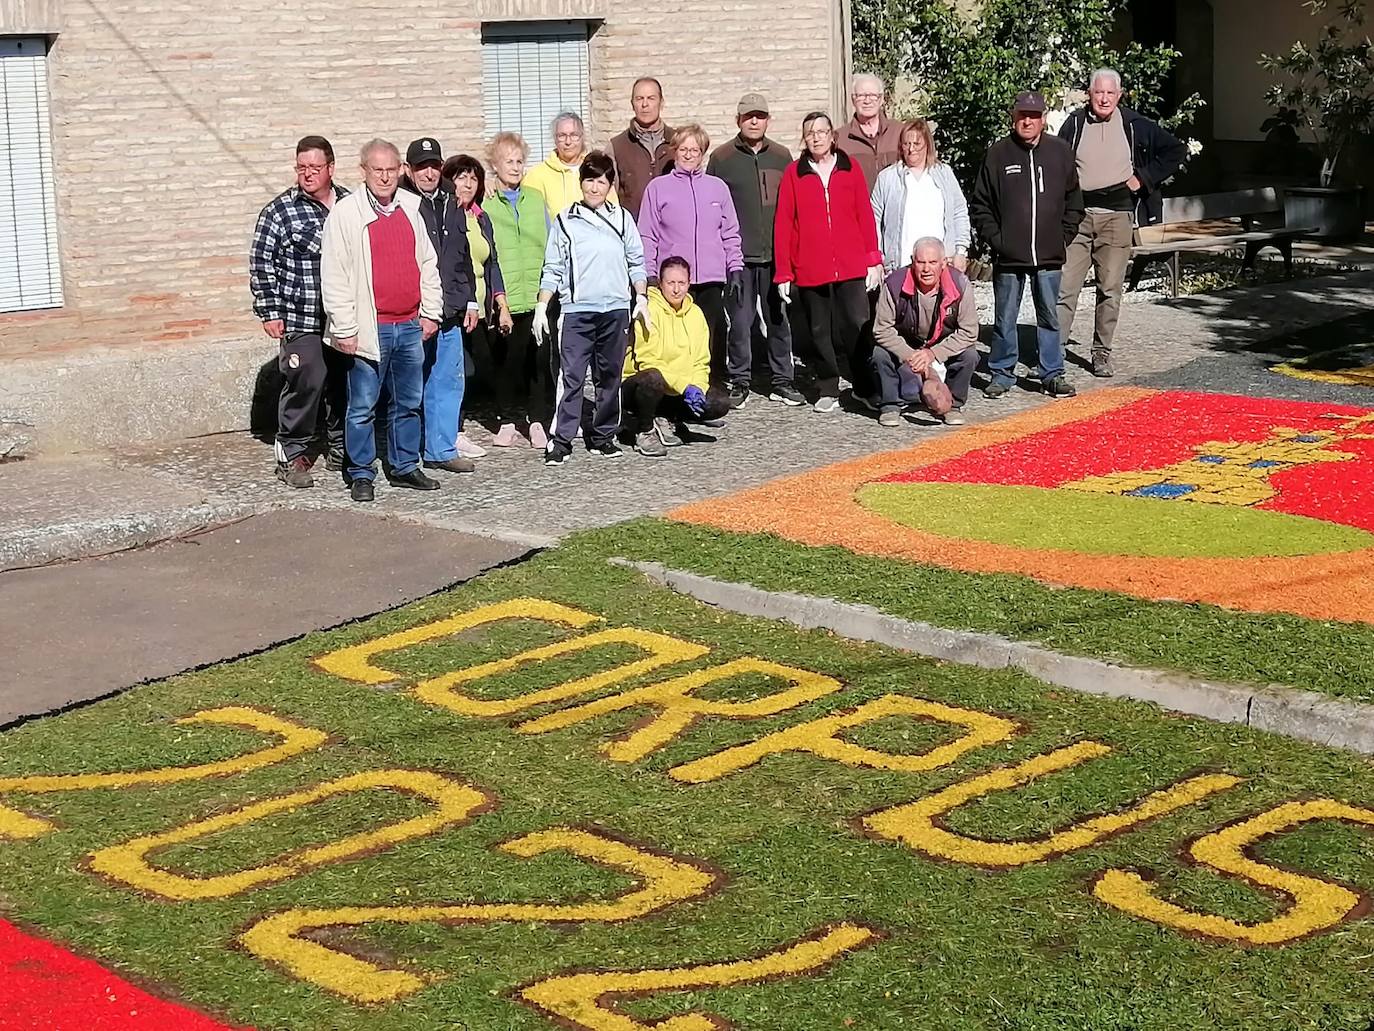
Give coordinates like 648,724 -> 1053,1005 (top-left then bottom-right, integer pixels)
737,91 -> 770,117
1012,91 -> 1047,114
406,137 -> 444,166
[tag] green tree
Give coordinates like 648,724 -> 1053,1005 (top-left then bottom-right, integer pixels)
851,0 -> 1197,184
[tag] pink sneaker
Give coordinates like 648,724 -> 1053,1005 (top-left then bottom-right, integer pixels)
492,423 -> 521,448
456,432 -> 486,458
528,421 -> 549,450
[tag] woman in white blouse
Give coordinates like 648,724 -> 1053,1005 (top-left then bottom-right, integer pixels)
871,119 -> 971,273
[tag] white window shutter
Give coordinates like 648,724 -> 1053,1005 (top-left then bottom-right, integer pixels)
482,22 -> 591,165
0,37 -> 63,313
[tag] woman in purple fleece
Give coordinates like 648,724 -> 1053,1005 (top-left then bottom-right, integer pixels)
636,124 -> 745,395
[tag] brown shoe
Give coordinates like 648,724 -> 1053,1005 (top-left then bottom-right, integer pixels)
275,456 -> 314,488
423,457 -> 476,474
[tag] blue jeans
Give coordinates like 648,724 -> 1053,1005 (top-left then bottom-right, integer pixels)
345,319 -> 424,482
422,322 -> 465,463
988,267 -> 1064,385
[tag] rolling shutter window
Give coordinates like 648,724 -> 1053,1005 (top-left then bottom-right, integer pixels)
482,22 -> 591,164
0,37 -> 62,313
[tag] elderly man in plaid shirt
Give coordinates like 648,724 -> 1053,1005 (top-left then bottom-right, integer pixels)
249,135 -> 350,488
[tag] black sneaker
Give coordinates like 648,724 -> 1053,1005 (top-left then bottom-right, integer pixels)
769,385 -> 806,406
350,479 -> 375,503
984,380 -> 1013,399
728,384 -> 750,409
386,468 -> 442,490
1043,376 -> 1078,399
544,441 -> 573,466
589,441 -> 623,459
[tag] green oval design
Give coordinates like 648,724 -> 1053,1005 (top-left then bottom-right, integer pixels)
856,482 -> 1374,558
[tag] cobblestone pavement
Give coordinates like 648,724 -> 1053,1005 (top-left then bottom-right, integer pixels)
5,271 -> 1372,564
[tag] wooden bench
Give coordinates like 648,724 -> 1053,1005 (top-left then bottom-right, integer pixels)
1128,188 -> 1318,297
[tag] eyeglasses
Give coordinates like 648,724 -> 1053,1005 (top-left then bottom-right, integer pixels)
556,132 -> 583,141
804,128 -> 833,139
900,140 -> 926,148
852,92 -> 882,101
365,165 -> 400,175
295,164 -> 329,174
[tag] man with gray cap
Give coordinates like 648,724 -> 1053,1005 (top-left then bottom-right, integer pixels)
970,90 -> 1084,400
706,91 -> 804,406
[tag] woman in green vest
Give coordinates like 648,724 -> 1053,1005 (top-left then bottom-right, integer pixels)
480,133 -> 554,450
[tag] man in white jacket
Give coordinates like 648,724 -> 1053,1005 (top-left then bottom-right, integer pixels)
322,138 -> 444,502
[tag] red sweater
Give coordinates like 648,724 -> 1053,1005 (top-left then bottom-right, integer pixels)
773,150 -> 881,288
368,207 -> 421,323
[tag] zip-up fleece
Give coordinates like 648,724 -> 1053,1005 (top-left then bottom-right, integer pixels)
539,201 -> 647,314
623,286 -> 709,394
399,177 -> 475,319
609,123 -> 675,219
1058,105 -> 1187,227
485,186 -> 548,315
773,149 -> 881,288
637,166 -> 744,284
969,132 -> 1084,269
873,265 -> 977,363
525,153 -> 619,218
707,135 -> 792,264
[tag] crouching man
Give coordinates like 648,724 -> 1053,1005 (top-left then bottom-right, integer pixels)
871,237 -> 978,427
622,257 -> 730,457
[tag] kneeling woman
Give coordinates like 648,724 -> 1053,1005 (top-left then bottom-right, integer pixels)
534,151 -> 648,466
623,256 -> 730,457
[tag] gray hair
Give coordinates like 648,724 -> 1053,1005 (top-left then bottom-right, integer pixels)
550,111 -> 585,137
359,138 -> 400,166
913,236 -> 946,257
1090,68 -> 1122,91
850,72 -> 885,96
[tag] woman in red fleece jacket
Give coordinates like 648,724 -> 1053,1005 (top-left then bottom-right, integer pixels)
773,111 -> 883,411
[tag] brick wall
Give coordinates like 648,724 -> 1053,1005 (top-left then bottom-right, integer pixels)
1,0 -> 837,362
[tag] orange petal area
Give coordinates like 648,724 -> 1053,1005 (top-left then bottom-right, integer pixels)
668,388 -> 1374,625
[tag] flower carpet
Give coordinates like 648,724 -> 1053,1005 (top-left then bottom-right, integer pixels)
670,388 -> 1374,625
0,545 -> 1371,1030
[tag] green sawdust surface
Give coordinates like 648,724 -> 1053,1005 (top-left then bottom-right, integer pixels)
856,482 -> 1374,558
0,543 -> 1371,1031
585,519 -> 1374,703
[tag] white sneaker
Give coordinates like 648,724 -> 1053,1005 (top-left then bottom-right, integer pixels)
814,396 -> 840,414
456,432 -> 486,458
943,411 -> 967,426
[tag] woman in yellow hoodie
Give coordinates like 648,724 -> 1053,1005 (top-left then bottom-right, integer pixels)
524,111 -> 617,218
622,256 -> 730,457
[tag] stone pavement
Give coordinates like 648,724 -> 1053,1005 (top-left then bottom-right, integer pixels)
0,510 -> 530,726
2,271 -> 1371,567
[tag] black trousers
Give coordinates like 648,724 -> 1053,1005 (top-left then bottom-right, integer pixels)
555,309 -> 630,448
727,262 -> 794,389
276,331 -> 346,464
622,369 -> 730,433
872,345 -> 978,409
693,282 -> 729,384
796,277 -> 869,397
488,310 -> 554,426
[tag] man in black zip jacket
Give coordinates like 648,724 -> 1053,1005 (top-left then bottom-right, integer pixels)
1057,69 -> 1187,378
400,137 -> 478,473
970,91 -> 1084,400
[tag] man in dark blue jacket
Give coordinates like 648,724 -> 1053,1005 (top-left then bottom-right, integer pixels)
1056,69 -> 1186,377
401,137 -> 478,473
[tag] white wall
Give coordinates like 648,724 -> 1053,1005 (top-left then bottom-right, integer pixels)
1212,0 -> 1324,141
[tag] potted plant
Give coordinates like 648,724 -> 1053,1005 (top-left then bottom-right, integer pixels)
1260,0 -> 1373,240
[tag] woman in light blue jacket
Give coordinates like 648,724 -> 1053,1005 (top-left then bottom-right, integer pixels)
871,118 -> 971,272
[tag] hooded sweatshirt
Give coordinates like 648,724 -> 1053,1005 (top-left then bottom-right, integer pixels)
524,152 -> 619,219
637,166 -> 744,284
623,286 -> 710,394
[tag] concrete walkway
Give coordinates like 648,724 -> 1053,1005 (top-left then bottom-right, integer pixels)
3,271 -> 1370,569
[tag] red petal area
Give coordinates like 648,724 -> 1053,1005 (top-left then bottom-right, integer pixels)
882,392 -> 1373,488
0,919 -> 249,1031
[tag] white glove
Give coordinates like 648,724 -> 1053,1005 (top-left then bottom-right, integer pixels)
778,281 -> 792,305
533,300 -> 550,344
632,294 -> 652,333
930,358 -> 947,383
865,265 -> 883,292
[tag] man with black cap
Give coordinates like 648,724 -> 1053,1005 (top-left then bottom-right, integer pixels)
401,136 -> 478,474
970,90 -> 1084,400
707,91 -> 804,407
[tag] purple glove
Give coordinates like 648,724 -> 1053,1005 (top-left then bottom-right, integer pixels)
683,384 -> 707,416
